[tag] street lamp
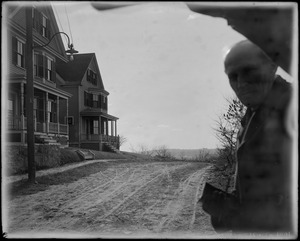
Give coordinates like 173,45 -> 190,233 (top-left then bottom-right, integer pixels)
33,31 -> 79,61
25,7 -> 78,183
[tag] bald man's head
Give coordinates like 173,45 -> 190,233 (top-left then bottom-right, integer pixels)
225,40 -> 274,67
224,40 -> 277,109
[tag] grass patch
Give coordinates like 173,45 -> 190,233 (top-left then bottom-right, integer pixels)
7,160 -> 129,200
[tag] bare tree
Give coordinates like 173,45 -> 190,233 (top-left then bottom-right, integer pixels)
214,97 -> 246,169
138,144 -> 154,156
153,145 -> 172,160
118,135 -> 127,147
197,148 -> 210,162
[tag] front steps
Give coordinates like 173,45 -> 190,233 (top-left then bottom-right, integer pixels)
35,134 -> 60,145
103,142 -> 121,154
76,149 -> 95,160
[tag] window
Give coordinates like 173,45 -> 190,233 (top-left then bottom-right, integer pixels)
32,7 -> 50,38
84,92 -> 101,108
47,100 -> 56,122
102,96 -> 108,110
84,91 -> 92,107
33,53 -> 55,82
42,15 -> 47,37
87,69 -> 97,85
93,120 -> 99,134
93,94 -> 98,108
67,116 -> 74,125
34,97 -> 45,122
12,37 -> 25,68
32,7 -> 38,30
45,57 -> 53,81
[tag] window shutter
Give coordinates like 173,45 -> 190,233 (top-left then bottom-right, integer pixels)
12,37 -> 17,65
46,18 -> 50,39
93,73 -> 97,85
89,93 -> 93,107
98,95 -> 101,108
33,8 -> 38,30
43,55 -> 47,78
87,70 -> 91,82
39,11 -> 43,35
51,60 -> 56,82
84,92 -> 87,106
37,54 -> 44,77
22,42 -> 26,67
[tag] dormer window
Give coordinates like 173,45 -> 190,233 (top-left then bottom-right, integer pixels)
87,69 -> 97,86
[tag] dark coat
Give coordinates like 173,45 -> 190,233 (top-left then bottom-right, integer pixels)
233,75 -> 293,233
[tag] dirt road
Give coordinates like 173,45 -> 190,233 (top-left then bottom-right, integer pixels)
5,161 -> 216,238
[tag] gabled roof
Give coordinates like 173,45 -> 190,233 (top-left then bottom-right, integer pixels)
56,53 -> 106,90
6,2 -> 68,62
57,53 -> 93,84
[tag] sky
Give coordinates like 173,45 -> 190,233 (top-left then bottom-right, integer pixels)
51,1 -> 291,152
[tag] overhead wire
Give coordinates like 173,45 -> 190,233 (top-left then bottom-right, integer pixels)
52,3 -> 69,46
52,3 -> 64,33
64,3 -> 74,44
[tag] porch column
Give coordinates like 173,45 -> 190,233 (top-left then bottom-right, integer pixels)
43,92 -> 46,132
66,98 -> 69,137
46,92 -> 49,134
20,82 -> 25,143
99,116 -> 102,150
115,120 -> 117,136
111,120 -> 114,137
57,96 -> 60,134
106,120 -> 109,135
20,82 -> 25,129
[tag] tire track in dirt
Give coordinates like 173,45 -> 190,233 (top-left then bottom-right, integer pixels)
72,162 -> 193,231
6,161 -> 213,236
154,167 -> 209,232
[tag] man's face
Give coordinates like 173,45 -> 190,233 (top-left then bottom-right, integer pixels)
224,44 -> 276,109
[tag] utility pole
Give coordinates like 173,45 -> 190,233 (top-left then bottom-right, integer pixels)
25,6 -> 36,183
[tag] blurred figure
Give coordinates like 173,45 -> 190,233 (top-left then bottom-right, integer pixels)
219,40 -> 293,234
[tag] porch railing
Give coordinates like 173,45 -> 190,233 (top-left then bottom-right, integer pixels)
101,134 -> 119,143
8,116 -> 68,135
81,134 -> 119,143
59,124 -> 68,134
81,134 -> 101,141
49,122 -> 58,133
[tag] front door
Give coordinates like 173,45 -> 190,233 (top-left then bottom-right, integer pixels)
85,118 -> 99,140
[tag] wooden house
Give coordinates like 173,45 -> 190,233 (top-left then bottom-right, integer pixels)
56,53 -> 120,151
4,3 -> 72,147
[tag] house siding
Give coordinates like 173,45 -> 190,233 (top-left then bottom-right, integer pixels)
64,86 -> 80,145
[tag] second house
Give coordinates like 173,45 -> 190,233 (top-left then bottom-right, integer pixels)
57,53 -> 119,152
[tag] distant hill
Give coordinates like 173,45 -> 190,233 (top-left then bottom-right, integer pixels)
166,148 -> 218,160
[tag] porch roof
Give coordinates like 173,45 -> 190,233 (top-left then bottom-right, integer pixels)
80,109 -> 119,120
